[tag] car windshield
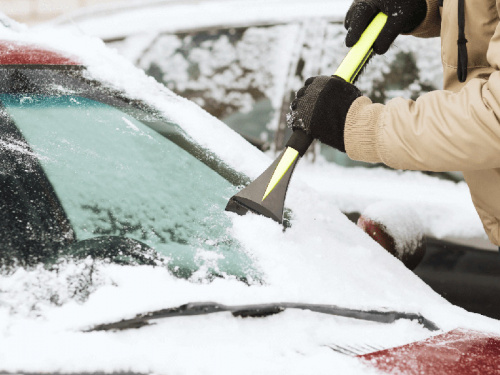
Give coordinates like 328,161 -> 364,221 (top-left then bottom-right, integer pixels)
0,68 -> 259,282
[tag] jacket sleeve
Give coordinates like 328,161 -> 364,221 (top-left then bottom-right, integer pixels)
405,0 -> 441,38
344,71 -> 500,172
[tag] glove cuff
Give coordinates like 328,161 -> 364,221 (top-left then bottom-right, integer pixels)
402,0 -> 428,34
404,0 -> 441,38
344,96 -> 385,163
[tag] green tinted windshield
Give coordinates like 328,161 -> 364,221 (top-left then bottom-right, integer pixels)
1,93 -> 258,281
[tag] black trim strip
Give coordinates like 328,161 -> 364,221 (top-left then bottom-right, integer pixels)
457,0 -> 468,82
351,49 -> 373,83
87,301 -> 440,332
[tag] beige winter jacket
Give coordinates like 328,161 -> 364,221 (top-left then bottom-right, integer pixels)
344,0 -> 500,246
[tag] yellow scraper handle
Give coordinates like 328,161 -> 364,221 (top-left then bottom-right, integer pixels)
262,13 -> 388,201
335,12 -> 388,83
226,13 -> 388,224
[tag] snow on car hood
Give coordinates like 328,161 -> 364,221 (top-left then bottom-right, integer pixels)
0,14 -> 500,375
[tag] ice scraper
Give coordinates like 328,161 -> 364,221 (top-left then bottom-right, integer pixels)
226,13 -> 388,224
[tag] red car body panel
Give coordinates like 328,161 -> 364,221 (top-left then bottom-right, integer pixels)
0,40 -> 81,66
360,328 -> 500,374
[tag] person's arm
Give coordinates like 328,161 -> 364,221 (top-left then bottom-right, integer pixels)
344,71 -> 500,172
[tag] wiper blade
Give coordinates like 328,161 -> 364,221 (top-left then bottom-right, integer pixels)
87,302 -> 439,332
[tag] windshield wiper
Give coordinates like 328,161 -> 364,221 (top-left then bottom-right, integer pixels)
87,302 -> 440,332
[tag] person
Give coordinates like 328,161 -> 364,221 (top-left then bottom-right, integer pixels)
288,0 -> 500,247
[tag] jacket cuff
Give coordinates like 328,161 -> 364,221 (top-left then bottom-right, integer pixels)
406,0 -> 441,38
344,96 -> 385,163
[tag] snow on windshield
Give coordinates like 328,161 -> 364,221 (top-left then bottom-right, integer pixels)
1,93 -> 260,281
0,5 -> 499,375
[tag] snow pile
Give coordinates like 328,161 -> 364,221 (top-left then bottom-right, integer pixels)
0,259 -> 107,316
1,302 -> 387,374
295,159 -> 488,244
361,201 -> 424,257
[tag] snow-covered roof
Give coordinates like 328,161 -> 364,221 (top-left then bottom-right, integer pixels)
0,40 -> 82,65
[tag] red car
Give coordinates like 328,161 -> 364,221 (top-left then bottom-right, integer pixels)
1,11 -> 499,375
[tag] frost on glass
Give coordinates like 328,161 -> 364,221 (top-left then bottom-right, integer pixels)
2,94 -> 260,282
137,24 -> 300,144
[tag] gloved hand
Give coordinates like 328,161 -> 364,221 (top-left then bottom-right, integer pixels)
287,76 -> 361,153
345,0 -> 427,54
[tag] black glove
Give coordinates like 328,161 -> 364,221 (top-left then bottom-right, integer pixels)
345,0 -> 427,54
287,76 -> 361,153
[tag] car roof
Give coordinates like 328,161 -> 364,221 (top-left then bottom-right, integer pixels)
0,40 -> 82,66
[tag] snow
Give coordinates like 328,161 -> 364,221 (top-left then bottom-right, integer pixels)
41,0 -> 350,40
294,159 -> 488,244
361,201 -> 424,257
0,3 -> 499,374
2,308 -> 386,374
